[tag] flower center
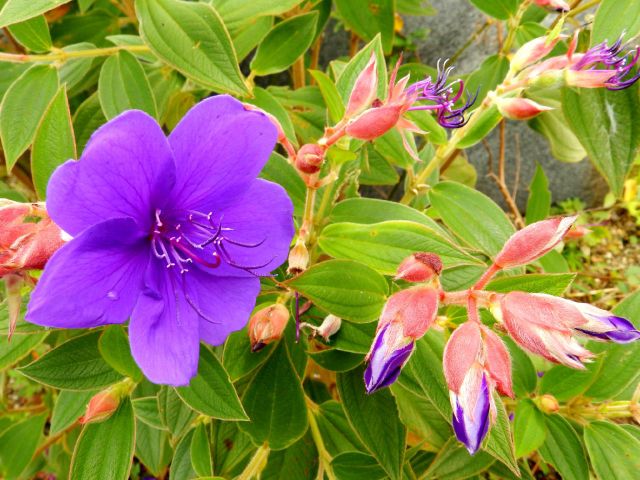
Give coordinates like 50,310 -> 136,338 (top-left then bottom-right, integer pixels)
151,209 -> 268,275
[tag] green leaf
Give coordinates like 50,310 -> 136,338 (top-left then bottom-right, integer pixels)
332,452 -> 387,480
424,437 -> 495,480
335,0 -> 395,54
288,259 -> 389,323
337,365 -> 405,480
504,338 -> 537,396
319,221 -> 482,275
584,421 -> 640,480
562,84 -> 640,197
514,399 -> 546,457
0,413 -> 47,479
528,100 -> 587,163
98,50 -> 157,120
336,35 -> 387,104
526,163 -> 551,224
239,341 -> 308,450
175,346 -> 247,421
260,152 -> 306,216
98,325 -> 143,381
429,181 -> 515,257
69,398 -> 135,480
468,0 -> 518,19
316,400 -> 366,457
132,397 -> 165,430
158,386 -> 196,438
250,12 -> 318,76
212,0 -> 304,29
73,93 -> 106,154
263,431 -> 318,479
170,428 -> 196,480
465,54 -> 510,104
359,144 -> 400,186
485,394 -> 518,475
309,69 -> 345,124
0,0 -> 70,28
0,331 -> 47,369
136,0 -> 248,96
245,87 -> 297,146
486,273 -> 576,295
539,414 -> 589,480
0,64 -> 58,171
191,423 -> 213,477
50,389 -> 97,434
222,327 -> 275,381
59,43 -> 97,93
31,86 -> 76,198
457,104 -> 502,149
135,420 -> 172,476
7,15 -> 51,52
19,331 -> 123,390
231,15 -> 273,62
310,349 -> 364,372
539,364 -> 599,401
591,0 -> 640,46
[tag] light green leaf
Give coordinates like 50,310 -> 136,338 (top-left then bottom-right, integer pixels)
514,399 -> 547,457
309,69 -> 345,124
591,0 -> 640,46
98,325 -> 143,381
0,331 -> 47,369
486,273 -> 575,295
336,35 -> 387,104
136,0 -> 248,95
31,86 -> 76,199
485,394 -> 518,475
0,0 -> 70,28
539,414 -> 588,480
50,389 -> 97,434
231,15 -> 273,62
526,163 -> 551,224
132,397 -> 165,430
468,0 -> 518,19
73,93 -> 106,154
0,413 -> 47,478
335,0 -> 395,54
584,421 -> 640,480
212,0 -> 304,29
191,423 -> 213,477
169,428 -> 196,480
7,15 -> 51,52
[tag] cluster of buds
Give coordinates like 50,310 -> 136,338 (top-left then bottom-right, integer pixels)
1,200 -> 66,337
363,215 -> 639,454
247,303 -> 290,352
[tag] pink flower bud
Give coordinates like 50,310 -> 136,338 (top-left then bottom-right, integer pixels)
80,389 -> 120,424
511,35 -> 564,72
345,104 -> 404,141
294,143 -> 325,174
495,216 -> 576,268
443,322 -> 482,395
379,285 -> 439,339
482,327 -> 513,398
248,304 -> 290,352
534,0 -> 571,12
395,252 -> 443,283
494,97 -> 553,120
346,53 -> 378,117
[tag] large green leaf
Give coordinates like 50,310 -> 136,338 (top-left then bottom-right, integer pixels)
315,400 -> 365,457
486,273 -> 575,295
0,0 -> 70,28
263,431 -> 318,479
484,394 -> 518,475
584,421 -> 640,480
250,12 -> 318,76
0,64 -> 58,171
136,0 -> 247,95
591,0 -> 640,46
539,414 -> 588,480
69,398 -> 135,480
98,50 -> 157,120
31,86 -> 76,198
0,413 -> 47,479
50,389 -> 97,434
562,85 -> 640,197
337,365 -> 406,480
212,0 -> 304,29
319,221 -> 482,275
429,181 -> 515,257
423,437 -> 495,479
239,341 -> 308,450
0,331 -> 47,369
175,346 -> 247,420
513,399 -> 546,458
7,15 -> 51,52
288,260 -> 389,323
468,0 -> 518,19
335,0 -> 395,54
19,331 -> 123,390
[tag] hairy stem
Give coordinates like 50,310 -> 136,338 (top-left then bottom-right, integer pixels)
0,45 -> 151,64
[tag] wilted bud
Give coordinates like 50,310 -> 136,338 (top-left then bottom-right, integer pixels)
80,389 -> 120,424
395,252 -> 443,283
248,304 -> 289,352
511,35 -> 564,72
495,216 -> 576,269
304,314 -> 342,341
345,104 -> 404,141
294,143 -> 325,174
287,239 -> 309,274
534,0 -> 571,12
346,53 -> 378,117
494,96 -> 553,120
0,201 -> 66,277
538,394 -> 560,413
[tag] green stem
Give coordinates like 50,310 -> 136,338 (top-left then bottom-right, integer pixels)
306,398 -> 337,480
0,45 -> 151,64
237,444 -> 270,480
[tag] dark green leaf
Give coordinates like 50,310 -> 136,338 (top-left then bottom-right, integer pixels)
331,452 -> 387,480
538,414 -> 588,480
190,423 -> 213,477
170,428 -> 196,480
50,389 -> 96,434
262,431 -> 318,479
526,163 -> 551,224
222,327 -> 275,381
0,413 -> 47,479
315,400 -> 365,457
158,386 -> 196,438
425,437 -> 495,479
135,420 -> 172,476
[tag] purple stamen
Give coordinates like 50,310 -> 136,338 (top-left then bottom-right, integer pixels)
572,36 -> 640,90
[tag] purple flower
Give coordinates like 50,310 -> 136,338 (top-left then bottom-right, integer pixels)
26,95 -> 295,386
364,322 -> 415,394
451,374 -> 491,455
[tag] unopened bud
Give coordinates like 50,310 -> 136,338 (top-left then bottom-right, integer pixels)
315,314 -> 342,341
538,394 -> 560,413
346,53 -> 378,117
495,97 -> 553,120
80,389 -> 120,424
511,35 -> 564,72
287,239 -> 309,274
294,144 -> 325,174
565,69 -> 616,89
534,0 -> 571,12
345,104 -> 403,141
248,304 -> 289,352
395,252 -> 443,283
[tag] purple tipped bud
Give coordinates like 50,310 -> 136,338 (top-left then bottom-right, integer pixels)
451,374 -> 491,455
364,322 -> 414,394
573,304 -> 640,343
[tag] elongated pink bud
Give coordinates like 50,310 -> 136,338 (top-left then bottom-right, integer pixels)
481,327 -> 513,398
495,97 -> 553,120
443,322 -> 483,394
345,104 -> 403,141
395,252 -> 443,283
379,285 -> 439,339
565,69 -> 617,88
346,53 -> 378,117
511,35 -> 563,72
248,304 -> 290,352
495,216 -> 576,268
534,0 -> 571,12
80,389 -> 120,424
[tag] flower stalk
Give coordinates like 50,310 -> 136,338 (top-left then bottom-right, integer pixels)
0,44 -> 150,64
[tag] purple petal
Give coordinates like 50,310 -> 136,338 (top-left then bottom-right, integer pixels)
364,324 -> 415,394
26,218 -> 148,328
168,95 -> 278,212
577,314 -> 640,344
184,269 -> 261,345
129,261 -> 200,386
452,375 -> 490,455
47,110 -> 175,236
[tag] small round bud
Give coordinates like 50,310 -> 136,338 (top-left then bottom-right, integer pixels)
295,144 -> 325,174
538,394 -> 560,413
248,304 -> 290,352
395,252 -> 443,283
